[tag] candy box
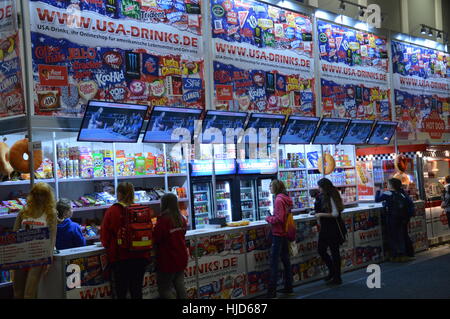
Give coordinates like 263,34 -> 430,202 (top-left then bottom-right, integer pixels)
80,154 -> 94,179
102,150 -> 114,177
92,153 -> 104,178
155,154 -> 165,174
125,155 -> 135,176
116,150 -> 126,176
135,155 -> 145,175
145,153 -> 156,175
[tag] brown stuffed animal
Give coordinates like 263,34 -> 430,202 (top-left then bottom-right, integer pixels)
0,142 -> 14,178
9,138 -> 43,173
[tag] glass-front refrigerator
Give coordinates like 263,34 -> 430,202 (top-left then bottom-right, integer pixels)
257,177 -> 274,220
192,181 -> 212,229
215,179 -> 233,223
239,179 -> 257,221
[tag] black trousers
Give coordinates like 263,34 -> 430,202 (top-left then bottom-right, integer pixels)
111,258 -> 147,299
318,236 -> 341,280
402,220 -> 415,257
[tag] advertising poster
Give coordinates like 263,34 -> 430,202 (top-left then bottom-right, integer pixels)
29,0 -> 205,117
353,209 -> 383,266
0,0 -> 25,117
0,228 -> 52,271
391,41 -> 450,141
356,161 -> 375,201
318,21 -> 390,120
211,0 -> 315,115
408,201 -> 428,253
65,252 -> 111,299
245,225 -> 271,297
195,231 -> 247,299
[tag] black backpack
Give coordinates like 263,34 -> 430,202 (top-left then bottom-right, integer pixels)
390,191 -> 409,219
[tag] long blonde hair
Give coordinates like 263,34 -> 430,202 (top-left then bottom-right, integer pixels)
22,182 -> 57,231
117,182 -> 135,206
160,193 -> 183,228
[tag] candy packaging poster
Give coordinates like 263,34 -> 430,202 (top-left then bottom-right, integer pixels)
0,0 -> 25,118
211,0 -> 315,115
391,40 -> 450,141
29,0 -> 205,117
317,20 -> 390,120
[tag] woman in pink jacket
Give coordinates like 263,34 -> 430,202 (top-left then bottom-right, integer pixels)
265,179 -> 294,298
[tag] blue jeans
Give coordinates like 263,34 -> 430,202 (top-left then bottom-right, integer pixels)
268,235 -> 292,290
387,216 -> 406,257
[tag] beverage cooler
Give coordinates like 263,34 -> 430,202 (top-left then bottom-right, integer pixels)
189,159 -> 238,229
236,159 -> 277,221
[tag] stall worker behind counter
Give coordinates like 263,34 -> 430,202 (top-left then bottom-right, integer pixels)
55,198 -> 86,250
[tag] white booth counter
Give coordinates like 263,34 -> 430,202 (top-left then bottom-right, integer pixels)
38,202 -> 427,299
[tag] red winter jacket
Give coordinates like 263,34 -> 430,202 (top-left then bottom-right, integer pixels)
265,193 -> 293,237
100,203 -> 151,263
153,212 -> 188,273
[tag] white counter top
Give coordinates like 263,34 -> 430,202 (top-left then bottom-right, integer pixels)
54,203 -> 384,257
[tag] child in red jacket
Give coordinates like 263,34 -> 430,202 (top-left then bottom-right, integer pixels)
153,193 -> 188,299
100,182 -> 150,299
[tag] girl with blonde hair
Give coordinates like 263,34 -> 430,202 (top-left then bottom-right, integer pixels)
13,182 -> 57,299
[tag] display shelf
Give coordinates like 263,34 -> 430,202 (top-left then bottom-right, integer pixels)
58,177 -> 114,183
240,199 -> 253,201
217,198 -> 230,201
292,207 -> 312,213
240,187 -> 253,190
259,206 -> 271,209
194,190 -> 208,194
194,201 -> 208,204
0,213 -> 17,219
0,178 -> 56,186
0,282 -> 12,288
287,188 -> 308,192
118,175 -> 165,180
71,198 -> 189,213
334,166 -> 355,169
278,168 -> 307,172
167,173 -> 188,177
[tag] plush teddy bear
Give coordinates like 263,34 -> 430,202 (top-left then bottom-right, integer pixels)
0,138 -> 43,180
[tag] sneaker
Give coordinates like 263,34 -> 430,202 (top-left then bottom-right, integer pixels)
279,288 -> 294,295
326,278 -> 342,286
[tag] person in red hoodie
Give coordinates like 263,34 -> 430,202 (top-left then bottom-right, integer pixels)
153,193 -> 188,299
100,182 -> 150,299
265,179 -> 294,298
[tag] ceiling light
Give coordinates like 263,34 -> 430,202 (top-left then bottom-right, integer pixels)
428,29 -> 434,37
437,31 -> 442,39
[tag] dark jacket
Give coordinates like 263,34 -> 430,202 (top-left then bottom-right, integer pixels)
56,218 -> 86,250
266,193 -> 293,237
153,213 -> 188,273
316,194 -> 343,240
375,189 -> 414,219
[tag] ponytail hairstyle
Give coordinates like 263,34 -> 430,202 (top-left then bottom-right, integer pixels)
160,193 -> 184,229
318,178 -> 344,213
117,182 -> 135,206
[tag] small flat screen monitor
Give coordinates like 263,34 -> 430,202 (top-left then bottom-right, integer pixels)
143,106 -> 203,143
341,120 -> 375,145
202,110 -> 248,144
367,121 -> 398,145
77,101 -> 147,143
280,116 -> 320,144
312,118 -> 349,145
244,113 -> 285,144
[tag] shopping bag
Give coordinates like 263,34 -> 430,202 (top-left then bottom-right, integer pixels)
284,212 -> 297,242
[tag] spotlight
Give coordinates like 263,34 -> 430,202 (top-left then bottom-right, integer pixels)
437,31 -> 442,39
420,25 -> 427,34
428,29 -> 433,37
339,1 -> 345,10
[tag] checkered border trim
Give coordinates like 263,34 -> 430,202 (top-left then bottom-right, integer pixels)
356,152 -> 417,162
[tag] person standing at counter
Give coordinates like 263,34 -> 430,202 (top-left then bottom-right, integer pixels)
265,179 -> 294,298
55,198 -> 86,250
441,175 -> 450,230
153,193 -> 188,299
100,182 -> 150,299
315,178 -> 345,286
13,182 -> 57,299
375,178 -> 414,261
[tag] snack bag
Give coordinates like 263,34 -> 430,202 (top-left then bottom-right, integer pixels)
92,153 -> 104,178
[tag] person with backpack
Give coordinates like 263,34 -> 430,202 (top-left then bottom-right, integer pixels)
441,175 -> 450,230
375,178 -> 414,262
153,193 -> 188,299
315,178 -> 346,286
265,179 -> 294,298
100,182 -> 152,299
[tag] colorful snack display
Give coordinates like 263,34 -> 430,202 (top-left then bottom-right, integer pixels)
92,153 -> 104,178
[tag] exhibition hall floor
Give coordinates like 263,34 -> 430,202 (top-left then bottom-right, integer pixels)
281,245 -> 450,299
